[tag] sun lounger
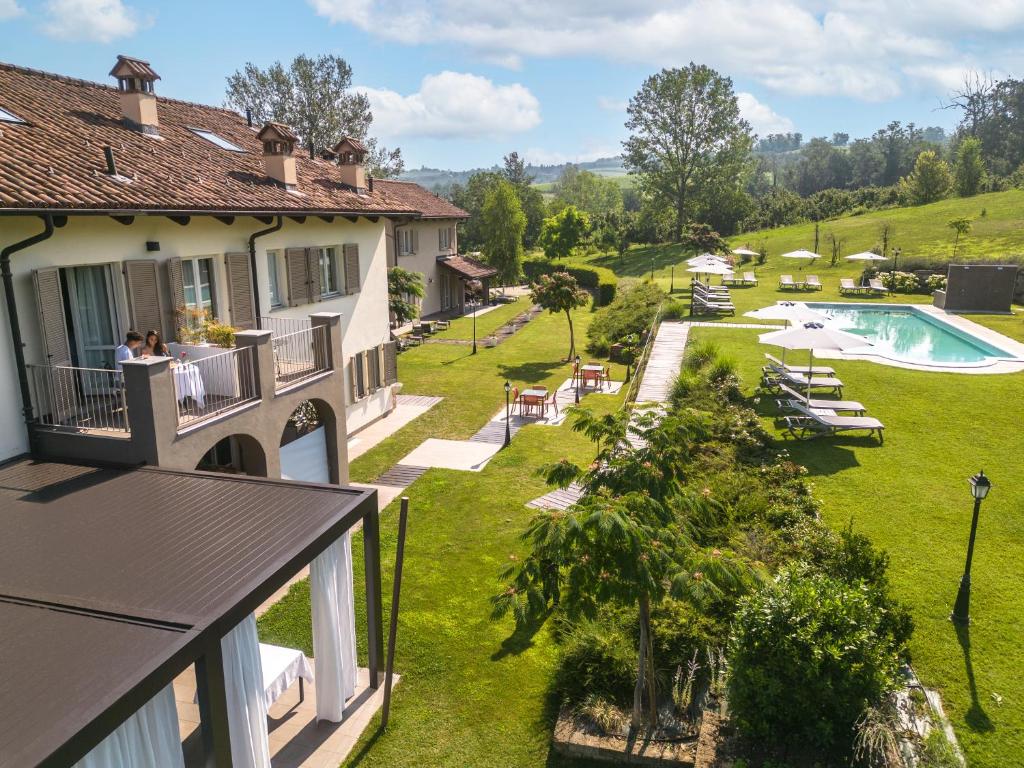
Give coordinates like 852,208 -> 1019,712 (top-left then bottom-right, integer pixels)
805,275 -> 823,290
779,274 -> 797,290
783,405 -> 884,443
765,354 -> 835,376
742,271 -> 758,286
762,365 -> 843,396
775,383 -> 866,414
839,278 -> 864,295
868,278 -> 889,295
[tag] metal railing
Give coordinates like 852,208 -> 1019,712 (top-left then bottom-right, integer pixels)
272,325 -> 330,390
174,346 -> 258,428
623,302 -> 665,406
27,364 -> 130,434
260,315 -> 311,337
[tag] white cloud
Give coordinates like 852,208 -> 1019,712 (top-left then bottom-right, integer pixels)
356,71 -> 541,139
597,96 -> 627,112
523,144 -> 621,166
0,0 -> 24,20
308,0 -> 1024,103
43,0 -> 143,42
736,92 -> 794,136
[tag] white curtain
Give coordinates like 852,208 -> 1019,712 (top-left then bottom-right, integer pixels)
310,531 -> 358,722
220,614 -> 271,768
74,683 -> 184,768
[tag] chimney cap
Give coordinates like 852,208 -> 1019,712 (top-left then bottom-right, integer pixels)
257,121 -> 299,146
333,136 -> 367,163
109,55 -> 160,82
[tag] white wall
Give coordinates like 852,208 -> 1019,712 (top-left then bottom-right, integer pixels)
0,214 -> 394,462
393,219 -> 459,317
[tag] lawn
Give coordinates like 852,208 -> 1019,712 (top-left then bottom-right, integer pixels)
427,296 -> 530,342
260,304 -> 623,767
687,325 -> 1024,768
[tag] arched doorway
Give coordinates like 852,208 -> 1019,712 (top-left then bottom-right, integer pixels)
196,434 -> 268,476
279,399 -> 338,484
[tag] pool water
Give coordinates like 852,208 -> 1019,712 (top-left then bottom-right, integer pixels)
806,304 -> 1011,365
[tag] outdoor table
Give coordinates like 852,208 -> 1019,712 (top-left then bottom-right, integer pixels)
519,388 -> 548,417
172,362 -> 205,408
260,642 -> 314,709
581,364 -> 605,389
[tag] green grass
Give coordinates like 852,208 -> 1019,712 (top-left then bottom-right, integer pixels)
426,297 -> 529,342
687,325 -> 1024,768
732,189 -> 1024,264
260,304 -> 622,767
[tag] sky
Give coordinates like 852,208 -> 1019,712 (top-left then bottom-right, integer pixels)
2,0 -> 1022,170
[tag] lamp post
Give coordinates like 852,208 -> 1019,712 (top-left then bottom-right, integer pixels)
951,470 -> 992,625
650,258 -> 655,281
670,265 -> 675,294
890,246 -> 901,289
471,294 -> 478,355
574,354 -> 581,405
503,380 -> 512,447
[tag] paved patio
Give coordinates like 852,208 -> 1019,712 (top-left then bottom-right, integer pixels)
397,437 -> 502,471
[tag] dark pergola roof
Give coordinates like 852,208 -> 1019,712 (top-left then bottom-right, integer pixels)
0,457 -> 377,768
438,254 -> 498,280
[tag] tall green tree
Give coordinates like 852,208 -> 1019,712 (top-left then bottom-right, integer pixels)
953,136 -> 987,197
528,272 -> 590,359
482,179 -> 526,287
387,266 -> 424,324
551,165 -> 623,216
681,222 -> 727,256
449,171 -> 504,251
898,151 -> 953,205
225,54 -> 403,177
623,64 -> 753,242
539,205 -> 590,261
502,152 -> 546,248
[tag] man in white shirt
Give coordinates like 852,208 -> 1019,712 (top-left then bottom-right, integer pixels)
114,330 -> 144,372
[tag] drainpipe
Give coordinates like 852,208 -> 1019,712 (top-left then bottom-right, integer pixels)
1,213 -> 65,434
248,215 -> 283,330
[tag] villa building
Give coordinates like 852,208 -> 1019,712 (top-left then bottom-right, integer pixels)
0,56 -> 465,480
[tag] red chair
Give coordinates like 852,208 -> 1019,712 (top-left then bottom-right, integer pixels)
510,386 -> 520,415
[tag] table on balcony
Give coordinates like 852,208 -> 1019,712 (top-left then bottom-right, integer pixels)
172,362 -> 206,408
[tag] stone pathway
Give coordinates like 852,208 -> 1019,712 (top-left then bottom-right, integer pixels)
374,464 -> 430,487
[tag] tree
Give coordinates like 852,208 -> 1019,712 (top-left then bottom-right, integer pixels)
449,171 -> 504,251
539,205 -> 590,261
387,266 -> 423,324
948,217 -> 972,258
225,54 -> 403,177
551,165 -> 623,216
953,136 -> 987,197
502,152 -> 546,248
681,222 -> 726,256
481,179 -> 526,287
898,151 -> 952,205
493,408 -> 746,729
528,272 -> 590,359
623,64 -> 753,242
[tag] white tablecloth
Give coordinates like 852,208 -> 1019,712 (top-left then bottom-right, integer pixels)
173,363 -> 206,408
259,643 -> 314,709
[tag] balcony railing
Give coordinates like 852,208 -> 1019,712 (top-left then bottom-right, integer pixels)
174,346 -> 259,428
260,315 -> 311,337
27,364 -> 130,434
272,325 -> 330,391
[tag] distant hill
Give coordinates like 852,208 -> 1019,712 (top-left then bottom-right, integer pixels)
400,156 -> 627,192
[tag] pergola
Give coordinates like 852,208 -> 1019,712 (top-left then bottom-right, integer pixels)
0,457 -> 382,768
438,254 -> 498,313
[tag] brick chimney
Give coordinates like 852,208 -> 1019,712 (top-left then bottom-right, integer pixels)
333,137 -> 368,193
257,122 -> 299,191
109,55 -> 160,136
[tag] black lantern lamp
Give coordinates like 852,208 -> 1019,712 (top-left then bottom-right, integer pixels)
951,470 -> 992,624
503,380 -> 512,447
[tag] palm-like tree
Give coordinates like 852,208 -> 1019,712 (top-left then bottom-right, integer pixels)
492,407 -> 750,730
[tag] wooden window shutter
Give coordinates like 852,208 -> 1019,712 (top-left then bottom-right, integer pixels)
32,268 -> 72,366
438,227 -> 444,251
411,228 -> 419,254
362,350 -> 372,394
165,257 -> 185,332
224,252 -> 255,329
449,226 -> 456,251
285,248 -> 309,307
123,259 -> 165,336
383,340 -> 398,385
343,244 -> 360,294
306,247 -> 323,302
348,359 -> 358,403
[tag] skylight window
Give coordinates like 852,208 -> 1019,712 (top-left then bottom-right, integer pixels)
0,106 -> 27,124
188,127 -> 245,152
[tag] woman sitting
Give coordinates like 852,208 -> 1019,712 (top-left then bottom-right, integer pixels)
142,329 -> 169,358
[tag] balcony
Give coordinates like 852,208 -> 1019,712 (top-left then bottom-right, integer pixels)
28,312 -> 347,473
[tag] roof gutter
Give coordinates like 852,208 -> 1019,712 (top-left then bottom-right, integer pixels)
1,214 -> 66,436
0,207 -> 424,219
248,215 -> 283,329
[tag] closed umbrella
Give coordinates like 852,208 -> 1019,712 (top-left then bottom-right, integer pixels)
759,322 -> 871,403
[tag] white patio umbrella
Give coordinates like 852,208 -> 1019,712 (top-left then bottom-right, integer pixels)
781,249 -> 821,261
759,322 -> 871,403
732,248 -> 760,257
686,262 -> 735,276
845,251 -> 888,262
745,302 -> 830,364
686,252 -> 727,266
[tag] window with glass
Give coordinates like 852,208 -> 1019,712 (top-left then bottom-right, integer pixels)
439,226 -> 451,250
267,251 -> 282,307
398,228 -> 414,255
182,257 -> 215,318
319,247 -> 339,296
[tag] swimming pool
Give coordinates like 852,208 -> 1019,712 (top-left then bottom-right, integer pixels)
805,303 -> 1014,366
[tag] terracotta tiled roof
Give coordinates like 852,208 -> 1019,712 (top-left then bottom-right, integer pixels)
438,254 -> 498,280
374,179 -> 468,219
0,62 -> 441,217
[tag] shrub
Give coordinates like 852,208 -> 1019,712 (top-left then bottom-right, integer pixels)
882,270 -> 920,293
684,339 -> 721,372
661,298 -> 687,320
557,616 -> 637,705
926,274 -> 947,292
522,257 -> 618,306
728,569 -> 904,758
574,694 -> 627,735
586,281 -> 663,351
919,729 -> 960,768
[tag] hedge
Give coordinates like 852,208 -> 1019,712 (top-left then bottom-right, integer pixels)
522,258 -> 617,306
